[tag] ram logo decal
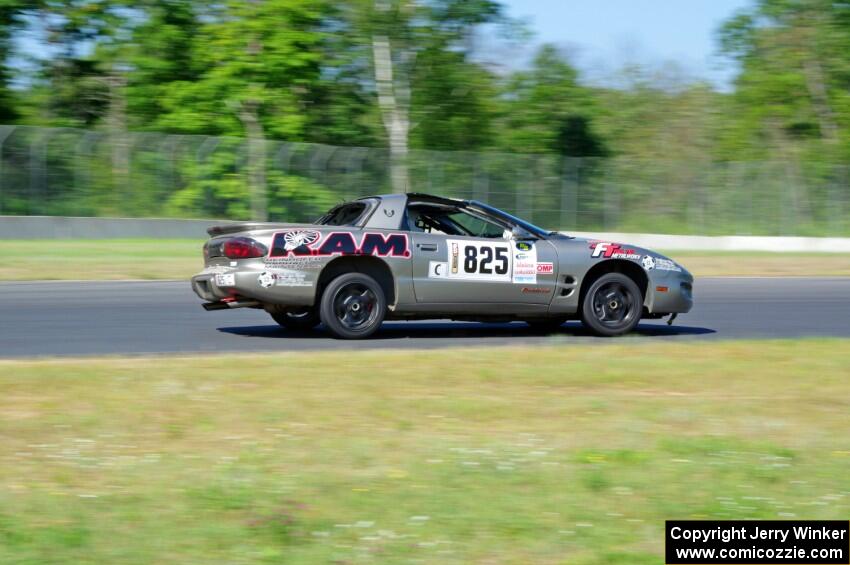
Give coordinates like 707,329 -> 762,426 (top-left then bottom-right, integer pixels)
269,231 -> 410,258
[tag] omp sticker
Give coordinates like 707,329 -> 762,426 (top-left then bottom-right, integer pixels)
446,240 -> 512,282
536,262 -> 554,274
428,261 -> 449,279
215,273 -> 236,287
512,240 -> 538,284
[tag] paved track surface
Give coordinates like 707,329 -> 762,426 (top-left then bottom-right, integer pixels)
1,278 -> 848,358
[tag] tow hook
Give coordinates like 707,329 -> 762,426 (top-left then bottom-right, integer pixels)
667,313 -> 678,326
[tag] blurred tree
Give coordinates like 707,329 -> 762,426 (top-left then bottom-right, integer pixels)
718,0 -> 850,161
498,44 -> 606,157
0,1 -> 39,122
344,0 -> 503,192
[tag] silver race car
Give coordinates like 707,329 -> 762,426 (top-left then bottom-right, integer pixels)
191,193 -> 693,338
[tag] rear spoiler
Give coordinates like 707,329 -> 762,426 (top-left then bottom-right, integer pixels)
206,222 -> 300,237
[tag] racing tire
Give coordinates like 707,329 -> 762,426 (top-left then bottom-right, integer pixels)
319,272 -> 386,339
525,318 -> 568,332
270,308 -> 320,331
580,273 -> 642,337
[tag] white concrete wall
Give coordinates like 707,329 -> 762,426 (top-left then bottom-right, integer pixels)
567,231 -> 850,253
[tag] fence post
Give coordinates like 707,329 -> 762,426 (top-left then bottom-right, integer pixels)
30,128 -> 50,215
74,131 -> 100,215
0,125 -> 15,214
560,157 -> 579,231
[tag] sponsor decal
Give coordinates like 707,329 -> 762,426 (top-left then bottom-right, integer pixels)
428,261 -> 448,279
274,269 -> 311,287
641,255 -> 656,270
512,241 -> 538,284
282,230 -> 321,252
451,243 -> 459,274
264,256 -> 324,270
214,273 -> 236,287
203,265 -> 234,274
522,287 -> 551,294
589,241 -> 641,261
257,269 -> 312,288
258,271 -> 275,289
536,262 -> 554,274
655,257 -> 682,272
447,239 -> 512,282
269,230 -> 410,259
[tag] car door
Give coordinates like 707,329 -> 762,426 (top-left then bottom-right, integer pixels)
411,232 -> 559,304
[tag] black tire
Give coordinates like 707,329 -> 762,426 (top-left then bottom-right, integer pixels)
580,272 -> 642,337
319,272 -> 386,339
525,318 -> 568,332
270,307 -> 320,331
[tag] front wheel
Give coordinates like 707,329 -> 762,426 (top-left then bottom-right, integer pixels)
580,273 -> 642,337
319,273 -> 386,339
270,307 -> 320,331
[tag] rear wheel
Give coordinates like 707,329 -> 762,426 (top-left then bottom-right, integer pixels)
580,273 -> 642,337
319,273 -> 386,339
270,308 -> 320,331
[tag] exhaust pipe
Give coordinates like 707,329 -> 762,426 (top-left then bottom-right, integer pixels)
203,300 -> 261,311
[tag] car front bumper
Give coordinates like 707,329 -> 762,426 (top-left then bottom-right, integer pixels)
644,269 -> 694,314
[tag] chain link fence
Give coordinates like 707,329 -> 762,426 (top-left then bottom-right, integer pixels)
0,124 -> 848,236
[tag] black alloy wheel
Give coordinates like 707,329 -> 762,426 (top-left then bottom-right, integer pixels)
580,272 -> 642,336
319,273 -> 386,339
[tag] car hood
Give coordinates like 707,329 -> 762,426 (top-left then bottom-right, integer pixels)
550,234 -> 692,279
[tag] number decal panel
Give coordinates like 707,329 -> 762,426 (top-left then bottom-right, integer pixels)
446,240 -> 512,282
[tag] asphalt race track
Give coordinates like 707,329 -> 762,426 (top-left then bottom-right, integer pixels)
1,278 -> 848,358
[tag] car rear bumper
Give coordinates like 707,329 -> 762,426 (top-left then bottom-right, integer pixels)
191,266 -> 316,307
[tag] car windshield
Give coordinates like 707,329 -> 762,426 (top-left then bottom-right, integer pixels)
468,201 -> 552,238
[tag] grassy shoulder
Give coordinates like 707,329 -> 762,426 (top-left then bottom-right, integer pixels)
0,239 -> 203,280
0,239 -> 849,280
1,340 -> 849,563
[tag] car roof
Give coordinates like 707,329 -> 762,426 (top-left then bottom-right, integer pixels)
355,193 -> 468,207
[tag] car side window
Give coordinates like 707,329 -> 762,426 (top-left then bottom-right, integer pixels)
446,211 -> 506,239
407,204 -> 508,239
318,203 -> 367,226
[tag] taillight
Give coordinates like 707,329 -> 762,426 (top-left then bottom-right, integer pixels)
222,237 -> 267,259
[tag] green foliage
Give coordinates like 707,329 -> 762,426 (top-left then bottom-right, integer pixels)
1,0 -> 850,232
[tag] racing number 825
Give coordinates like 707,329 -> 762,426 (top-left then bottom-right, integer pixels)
463,245 -> 509,275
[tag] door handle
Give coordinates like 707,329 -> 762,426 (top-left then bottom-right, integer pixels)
417,244 -> 438,252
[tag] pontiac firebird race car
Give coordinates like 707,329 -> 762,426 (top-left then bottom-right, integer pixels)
191,193 -> 693,339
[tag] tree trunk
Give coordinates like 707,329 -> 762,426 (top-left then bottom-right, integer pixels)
238,101 -> 268,221
372,33 -> 411,194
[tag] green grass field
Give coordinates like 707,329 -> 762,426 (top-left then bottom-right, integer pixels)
2,341 -> 849,563
1,239 -> 849,280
